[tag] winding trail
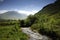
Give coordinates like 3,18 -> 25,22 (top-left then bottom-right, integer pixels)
21,27 -> 51,40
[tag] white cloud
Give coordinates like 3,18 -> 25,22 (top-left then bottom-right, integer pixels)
0,10 -> 8,14
0,10 -> 38,15
17,10 -> 38,15
14,9 -> 38,15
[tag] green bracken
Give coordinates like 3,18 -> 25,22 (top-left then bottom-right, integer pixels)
0,20 -> 28,40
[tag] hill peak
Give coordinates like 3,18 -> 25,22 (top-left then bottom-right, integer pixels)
0,11 -> 27,20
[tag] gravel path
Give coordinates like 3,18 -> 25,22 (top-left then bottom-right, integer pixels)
21,27 -> 51,40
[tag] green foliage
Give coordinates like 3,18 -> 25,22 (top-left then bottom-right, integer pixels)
0,20 -> 28,40
25,15 -> 37,27
20,20 -> 25,27
19,15 -> 37,27
31,14 -> 60,40
31,0 -> 60,40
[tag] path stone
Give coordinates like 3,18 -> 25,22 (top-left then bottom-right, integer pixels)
21,27 -> 51,40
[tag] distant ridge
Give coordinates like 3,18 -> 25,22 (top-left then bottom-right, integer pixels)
0,11 -> 27,20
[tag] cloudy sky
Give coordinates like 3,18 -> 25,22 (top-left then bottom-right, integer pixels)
0,0 -> 56,15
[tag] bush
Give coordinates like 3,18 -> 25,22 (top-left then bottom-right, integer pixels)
0,20 -> 28,40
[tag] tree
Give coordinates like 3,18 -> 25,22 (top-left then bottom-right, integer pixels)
25,15 -> 37,27
20,20 -> 25,27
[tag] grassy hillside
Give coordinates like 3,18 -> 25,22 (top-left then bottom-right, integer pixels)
0,20 -> 28,40
30,0 -> 60,40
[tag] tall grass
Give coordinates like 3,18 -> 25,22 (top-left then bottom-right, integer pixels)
0,20 -> 28,40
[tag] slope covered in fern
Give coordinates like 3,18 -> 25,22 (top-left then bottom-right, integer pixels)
31,0 -> 60,40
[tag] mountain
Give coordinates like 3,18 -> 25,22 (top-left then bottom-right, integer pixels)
35,0 -> 60,15
30,0 -> 60,40
0,11 -> 27,20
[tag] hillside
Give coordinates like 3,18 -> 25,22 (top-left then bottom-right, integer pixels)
30,0 -> 60,40
35,0 -> 60,15
0,20 -> 28,40
0,11 -> 27,20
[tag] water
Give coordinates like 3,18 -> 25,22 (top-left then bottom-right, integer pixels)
21,27 -> 51,40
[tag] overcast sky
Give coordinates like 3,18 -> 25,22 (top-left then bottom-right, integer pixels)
0,0 -> 56,15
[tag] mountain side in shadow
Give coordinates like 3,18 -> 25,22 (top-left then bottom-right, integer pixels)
35,0 -> 60,15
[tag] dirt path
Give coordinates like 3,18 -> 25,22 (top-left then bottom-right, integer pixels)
21,27 -> 51,40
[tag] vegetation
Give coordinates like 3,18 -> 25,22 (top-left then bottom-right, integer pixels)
0,0 -> 60,40
23,0 -> 60,40
20,15 -> 37,27
0,20 -> 28,40
31,13 -> 60,40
